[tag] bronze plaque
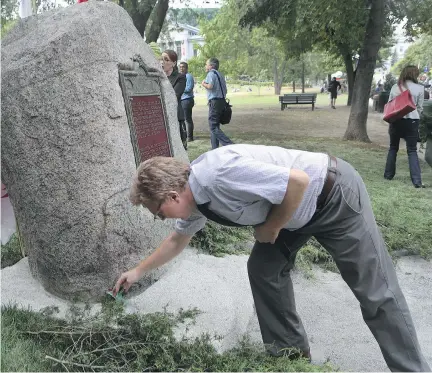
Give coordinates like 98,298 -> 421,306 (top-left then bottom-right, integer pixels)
130,95 -> 171,163
119,55 -> 173,167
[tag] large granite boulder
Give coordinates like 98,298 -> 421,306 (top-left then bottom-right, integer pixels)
1,2 -> 187,301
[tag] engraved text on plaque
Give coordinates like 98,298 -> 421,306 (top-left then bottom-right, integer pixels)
130,95 -> 171,163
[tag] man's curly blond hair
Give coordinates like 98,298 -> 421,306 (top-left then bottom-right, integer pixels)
129,157 -> 190,206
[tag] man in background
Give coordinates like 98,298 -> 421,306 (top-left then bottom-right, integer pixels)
328,77 -> 341,109
201,58 -> 234,149
179,62 -> 195,142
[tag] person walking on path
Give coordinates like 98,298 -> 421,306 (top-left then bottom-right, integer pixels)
201,58 -> 234,149
328,77 -> 341,109
384,65 -> 425,188
179,62 -> 195,142
113,144 -> 430,372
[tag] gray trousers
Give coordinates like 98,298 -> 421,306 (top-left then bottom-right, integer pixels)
247,158 -> 430,372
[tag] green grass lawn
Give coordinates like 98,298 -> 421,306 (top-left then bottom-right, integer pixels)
193,87 -> 347,108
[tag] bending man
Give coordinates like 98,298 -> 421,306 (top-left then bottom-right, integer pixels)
114,144 -> 430,372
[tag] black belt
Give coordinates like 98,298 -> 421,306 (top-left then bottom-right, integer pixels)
316,155 -> 337,209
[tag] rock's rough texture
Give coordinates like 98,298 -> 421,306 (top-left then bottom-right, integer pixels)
1,2 -> 187,300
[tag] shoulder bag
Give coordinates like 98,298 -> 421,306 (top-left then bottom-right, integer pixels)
383,83 -> 416,123
213,71 -> 232,125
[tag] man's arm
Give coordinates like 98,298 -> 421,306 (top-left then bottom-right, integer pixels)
113,231 -> 192,294
202,71 -> 214,89
202,81 -> 213,89
254,169 -> 310,243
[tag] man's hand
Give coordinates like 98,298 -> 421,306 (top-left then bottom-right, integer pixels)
254,224 -> 281,244
201,80 -> 207,88
111,232 -> 192,296
113,267 -> 143,296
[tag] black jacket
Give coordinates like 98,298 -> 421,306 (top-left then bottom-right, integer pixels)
168,71 -> 186,121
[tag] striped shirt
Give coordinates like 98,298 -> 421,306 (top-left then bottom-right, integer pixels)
175,144 -> 328,236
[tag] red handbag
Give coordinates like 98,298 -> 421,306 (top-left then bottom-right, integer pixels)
383,84 -> 416,123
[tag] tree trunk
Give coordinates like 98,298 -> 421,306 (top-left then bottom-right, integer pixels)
146,0 -> 169,43
347,68 -> 357,106
278,60 -> 287,94
274,58 -> 287,95
130,0 -> 157,38
292,80 -> 295,92
301,60 -> 305,93
273,57 -> 280,95
338,44 -> 355,106
344,0 -> 387,142
345,55 -> 355,106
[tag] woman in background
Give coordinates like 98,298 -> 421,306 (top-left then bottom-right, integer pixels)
384,65 -> 425,188
161,50 -> 187,150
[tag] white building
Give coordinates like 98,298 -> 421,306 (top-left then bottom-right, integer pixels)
374,21 -> 414,82
390,22 -> 413,63
157,23 -> 205,62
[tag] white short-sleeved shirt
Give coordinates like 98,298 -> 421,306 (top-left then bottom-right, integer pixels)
175,144 -> 328,236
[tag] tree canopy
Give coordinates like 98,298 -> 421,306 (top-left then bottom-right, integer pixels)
392,35 -> 432,77
187,0 -> 340,94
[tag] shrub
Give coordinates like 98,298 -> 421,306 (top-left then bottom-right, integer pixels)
2,300 -> 333,372
1,233 -> 23,269
383,73 -> 397,92
190,220 -> 254,257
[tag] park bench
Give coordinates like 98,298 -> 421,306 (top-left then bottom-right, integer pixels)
279,93 -> 317,111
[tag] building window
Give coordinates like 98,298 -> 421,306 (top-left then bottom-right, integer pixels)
176,42 -> 181,57
193,49 -> 198,57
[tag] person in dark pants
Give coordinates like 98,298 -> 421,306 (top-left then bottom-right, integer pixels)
161,50 -> 187,150
328,77 -> 341,109
113,145 -> 430,372
179,62 -> 195,142
384,65 -> 425,188
201,58 -> 233,149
